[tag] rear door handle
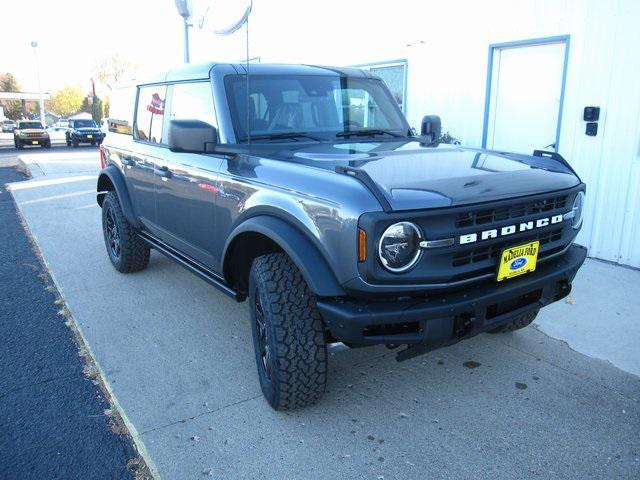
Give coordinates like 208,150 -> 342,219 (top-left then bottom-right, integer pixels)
154,165 -> 172,179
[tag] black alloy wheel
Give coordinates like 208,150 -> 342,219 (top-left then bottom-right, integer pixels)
104,205 -> 121,260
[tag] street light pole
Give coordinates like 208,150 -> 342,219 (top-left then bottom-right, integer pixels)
183,18 -> 190,63
30,41 -> 46,126
174,0 -> 192,64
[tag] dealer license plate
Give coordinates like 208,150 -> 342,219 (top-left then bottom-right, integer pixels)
32,140 -> 39,145
497,240 -> 539,282
87,134 -> 93,138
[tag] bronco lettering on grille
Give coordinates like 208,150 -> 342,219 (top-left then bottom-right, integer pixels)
459,214 -> 564,245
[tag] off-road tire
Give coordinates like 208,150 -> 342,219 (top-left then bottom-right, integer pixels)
101,191 -> 150,273
489,309 -> 539,333
249,253 -> 327,410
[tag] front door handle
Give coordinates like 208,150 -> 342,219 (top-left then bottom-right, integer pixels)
154,165 -> 172,179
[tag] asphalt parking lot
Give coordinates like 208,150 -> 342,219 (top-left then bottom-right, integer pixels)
6,149 -> 640,479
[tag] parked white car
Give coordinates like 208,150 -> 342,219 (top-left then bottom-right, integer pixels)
46,126 -> 70,143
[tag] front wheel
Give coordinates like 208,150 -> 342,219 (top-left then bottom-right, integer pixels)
101,191 -> 150,273
249,253 -> 327,410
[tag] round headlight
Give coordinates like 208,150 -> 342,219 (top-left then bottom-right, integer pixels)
378,222 -> 423,273
571,191 -> 585,229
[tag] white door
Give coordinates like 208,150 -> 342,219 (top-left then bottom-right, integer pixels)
486,41 -> 566,154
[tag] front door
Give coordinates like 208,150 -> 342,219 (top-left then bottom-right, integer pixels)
484,38 -> 568,154
154,81 -> 222,270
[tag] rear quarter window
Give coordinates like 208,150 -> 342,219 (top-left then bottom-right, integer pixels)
108,86 -> 136,135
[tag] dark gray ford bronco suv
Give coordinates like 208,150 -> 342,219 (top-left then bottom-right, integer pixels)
98,63 -> 586,410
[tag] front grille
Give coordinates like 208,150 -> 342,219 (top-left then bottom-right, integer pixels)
24,132 -> 44,137
452,228 -> 563,267
455,195 -> 567,228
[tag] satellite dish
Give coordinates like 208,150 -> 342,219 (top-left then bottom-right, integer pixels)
197,0 -> 252,36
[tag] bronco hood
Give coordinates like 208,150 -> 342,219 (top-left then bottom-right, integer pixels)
276,141 -> 581,211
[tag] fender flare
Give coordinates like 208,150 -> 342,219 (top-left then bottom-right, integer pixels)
96,165 -> 140,229
222,215 -> 346,297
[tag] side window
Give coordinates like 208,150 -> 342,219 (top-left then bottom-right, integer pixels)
168,82 -> 216,127
135,85 -> 167,144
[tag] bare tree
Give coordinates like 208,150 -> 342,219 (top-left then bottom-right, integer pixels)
94,56 -> 138,91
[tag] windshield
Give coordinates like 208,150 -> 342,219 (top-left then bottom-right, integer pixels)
225,74 -> 409,142
72,120 -> 97,128
19,122 -> 42,129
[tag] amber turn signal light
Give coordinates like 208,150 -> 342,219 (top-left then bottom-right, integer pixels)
358,228 -> 367,262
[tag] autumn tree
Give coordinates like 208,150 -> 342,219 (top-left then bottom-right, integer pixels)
48,85 -> 85,117
0,73 -> 24,120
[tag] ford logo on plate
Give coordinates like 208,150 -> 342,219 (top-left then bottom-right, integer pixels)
510,257 -> 527,270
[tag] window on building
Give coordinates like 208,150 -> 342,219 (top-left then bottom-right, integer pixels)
168,82 -> 217,127
135,85 -> 167,144
357,61 -> 407,112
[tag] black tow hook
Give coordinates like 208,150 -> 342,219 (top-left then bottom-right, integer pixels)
454,313 -> 476,338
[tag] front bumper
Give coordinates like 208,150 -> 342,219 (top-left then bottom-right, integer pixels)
72,133 -> 103,142
317,244 -> 586,360
17,136 -> 49,143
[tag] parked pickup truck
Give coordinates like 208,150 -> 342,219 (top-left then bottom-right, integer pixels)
98,63 -> 586,410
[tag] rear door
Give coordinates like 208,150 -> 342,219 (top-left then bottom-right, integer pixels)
129,84 -> 169,231
154,81 -> 222,269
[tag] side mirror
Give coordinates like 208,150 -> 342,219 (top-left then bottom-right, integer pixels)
168,119 -> 218,153
420,115 -> 441,145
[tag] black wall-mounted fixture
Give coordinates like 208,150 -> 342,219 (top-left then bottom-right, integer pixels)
586,122 -> 598,136
583,106 -> 600,122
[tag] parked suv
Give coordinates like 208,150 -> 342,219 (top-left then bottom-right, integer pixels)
13,120 -> 50,149
98,63 -> 586,410
66,119 -> 104,147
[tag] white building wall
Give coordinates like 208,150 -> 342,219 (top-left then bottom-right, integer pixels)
193,0 -> 640,267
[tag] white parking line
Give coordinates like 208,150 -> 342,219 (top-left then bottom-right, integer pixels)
75,203 -> 99,210
9,175 -> 96,191
20,189 -> 95,205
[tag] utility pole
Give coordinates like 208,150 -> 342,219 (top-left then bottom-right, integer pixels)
30,41 -> 46,126
174,0 -> 192,63
91,78 -> 97,121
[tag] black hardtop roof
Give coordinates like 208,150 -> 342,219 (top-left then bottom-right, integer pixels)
138,62 -> 375,85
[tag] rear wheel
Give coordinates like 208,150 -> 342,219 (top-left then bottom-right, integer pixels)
101,191 -> 150,273
249,253 -> 327,410
489,309 -> 539,333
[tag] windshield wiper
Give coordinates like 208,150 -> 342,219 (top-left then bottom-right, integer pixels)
242,131 -> 323,142
336,129 -> 403,138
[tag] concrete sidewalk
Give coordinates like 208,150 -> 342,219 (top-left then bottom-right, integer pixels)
537,259 -> 640,376
9,152 -> 640,479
